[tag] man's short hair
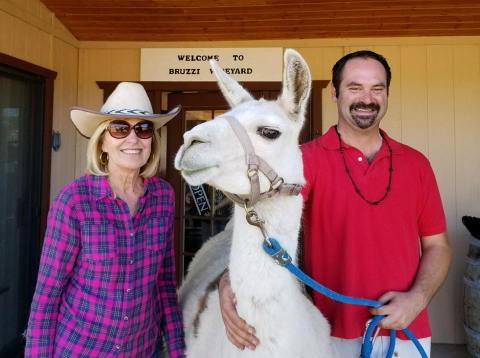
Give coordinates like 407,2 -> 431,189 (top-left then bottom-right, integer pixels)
332,50 -> 391,97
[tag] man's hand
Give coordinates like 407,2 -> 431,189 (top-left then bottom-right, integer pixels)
218,270 -> 259,350
369,290 -> 427,330
371,233 -> 451,331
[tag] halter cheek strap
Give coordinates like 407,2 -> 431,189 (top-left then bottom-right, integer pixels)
221,115 -> 302,207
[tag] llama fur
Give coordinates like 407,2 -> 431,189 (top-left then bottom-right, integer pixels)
175,49 -> 333,358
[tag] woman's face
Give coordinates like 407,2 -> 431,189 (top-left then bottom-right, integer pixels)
101,119 -> 153,175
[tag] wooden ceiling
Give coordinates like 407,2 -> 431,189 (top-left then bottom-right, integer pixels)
41,0 -> 480,42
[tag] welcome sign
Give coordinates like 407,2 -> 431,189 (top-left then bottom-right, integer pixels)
140,48 -> 283,82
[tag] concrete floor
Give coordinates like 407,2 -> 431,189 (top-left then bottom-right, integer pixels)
431,343 -> 469,357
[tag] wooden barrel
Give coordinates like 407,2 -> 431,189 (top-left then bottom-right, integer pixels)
464,325 -> 480,358
465,239 -> 480,357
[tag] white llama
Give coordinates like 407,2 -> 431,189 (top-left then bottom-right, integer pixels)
174,49 -> 333,357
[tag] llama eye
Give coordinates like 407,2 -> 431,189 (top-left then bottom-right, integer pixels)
257,127 -> 281,140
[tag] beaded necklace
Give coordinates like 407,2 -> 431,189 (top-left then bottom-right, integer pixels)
335,125 -> 392,205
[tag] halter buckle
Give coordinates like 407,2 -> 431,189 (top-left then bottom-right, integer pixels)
247,168 -> 258,178
271,177 -> 284,190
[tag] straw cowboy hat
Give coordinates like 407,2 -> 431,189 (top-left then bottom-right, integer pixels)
70,82 -> 180,138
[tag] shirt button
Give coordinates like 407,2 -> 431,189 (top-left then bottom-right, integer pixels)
126,288 -> 132,293
358,156 -> 363,162
129,258 -> 135,264
124,315 -> 129,321
130,232 -> 134,238
115,344 -> 121,351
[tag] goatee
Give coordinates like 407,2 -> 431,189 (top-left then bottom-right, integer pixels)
350,102 -> 380,129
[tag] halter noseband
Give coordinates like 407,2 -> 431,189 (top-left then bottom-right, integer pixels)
221,115 -> 302,208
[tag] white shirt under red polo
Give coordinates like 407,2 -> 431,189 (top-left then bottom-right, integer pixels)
301,126 -> 446,339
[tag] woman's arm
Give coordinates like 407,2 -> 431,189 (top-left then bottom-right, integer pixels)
25,189 -> 80,357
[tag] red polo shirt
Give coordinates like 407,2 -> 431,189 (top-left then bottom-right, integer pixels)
301,126 -> 446,339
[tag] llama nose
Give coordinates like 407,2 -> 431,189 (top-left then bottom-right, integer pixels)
183,133 -> 208,149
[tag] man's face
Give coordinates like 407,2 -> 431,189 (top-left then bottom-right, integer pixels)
333,58 -> 388,131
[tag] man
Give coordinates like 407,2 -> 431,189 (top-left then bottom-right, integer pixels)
217,50 -> 452,357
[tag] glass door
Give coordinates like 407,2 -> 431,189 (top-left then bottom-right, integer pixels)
182,108 -> 232,273
166,91 -> 232,279
164,82 -> 325,280
0,65 -> 44,357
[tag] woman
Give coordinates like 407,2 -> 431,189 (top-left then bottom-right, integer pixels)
25,82 -> 185,357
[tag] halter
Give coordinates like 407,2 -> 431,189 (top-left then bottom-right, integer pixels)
221,115 -> 302,208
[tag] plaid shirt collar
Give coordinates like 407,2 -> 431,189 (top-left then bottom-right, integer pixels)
88,175 -> 159,201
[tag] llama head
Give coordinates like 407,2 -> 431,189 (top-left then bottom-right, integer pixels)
174,49 -> 311,195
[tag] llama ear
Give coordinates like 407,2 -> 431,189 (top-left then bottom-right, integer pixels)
209,59 -> 254,108
278,49 -> 312,122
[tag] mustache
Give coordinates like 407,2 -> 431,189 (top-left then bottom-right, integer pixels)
350,102 -> 380,112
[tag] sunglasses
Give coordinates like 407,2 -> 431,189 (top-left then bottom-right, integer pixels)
106,120 -> 154,139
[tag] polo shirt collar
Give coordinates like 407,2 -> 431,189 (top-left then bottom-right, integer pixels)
321,125 -> 403,155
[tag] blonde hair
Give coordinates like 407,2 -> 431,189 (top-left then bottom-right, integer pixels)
86,120 -> 161,178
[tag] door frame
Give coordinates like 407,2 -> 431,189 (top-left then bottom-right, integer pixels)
0,52 -> 56,357
0,53 -> 56,238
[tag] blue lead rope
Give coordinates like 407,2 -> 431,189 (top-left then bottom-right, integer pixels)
262,237 -> 428,358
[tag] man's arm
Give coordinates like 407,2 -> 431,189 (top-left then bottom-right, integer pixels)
371,232 -> 452,330
218,271 -> 260,350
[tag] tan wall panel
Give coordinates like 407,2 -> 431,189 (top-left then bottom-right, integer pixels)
374,46 -> 402,140
50,38 -> 79,199
401,46 -> 429,153
0,10 -> 15,55
320,47 -> 345,132
454,45 -> 480,218
76,48 -> 140,177
9,15 -> 29,63
24,20 -> 51,69
425,45 -> 459,343
109,49 -> 140,80
76,49 -> 110,177
453,44 -> 480,341
27,0 -> 52,24
311,47 -> 344,132
295,46 -> 343,132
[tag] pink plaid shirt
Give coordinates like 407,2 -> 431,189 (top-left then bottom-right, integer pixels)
25,175 -> 185,357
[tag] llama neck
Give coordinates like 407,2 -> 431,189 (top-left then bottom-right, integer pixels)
228,194 -> 303,300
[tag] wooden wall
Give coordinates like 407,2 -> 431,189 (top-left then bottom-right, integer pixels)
75,48 -> 139,175
0,0 -> 79,198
